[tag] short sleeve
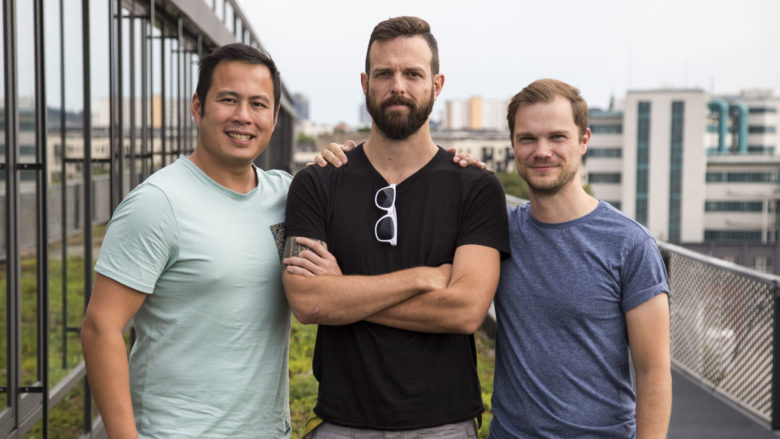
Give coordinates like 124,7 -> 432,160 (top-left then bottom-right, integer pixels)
94,184 -> 178,294
458,172 -> 510,257
285,168 -> 328,242
620,236 -> 669,312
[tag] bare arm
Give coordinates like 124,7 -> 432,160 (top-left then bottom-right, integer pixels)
282,236 -> 451,325
81,274 -> 147,439
627,293 -> 672,439
366,244 -> 500,334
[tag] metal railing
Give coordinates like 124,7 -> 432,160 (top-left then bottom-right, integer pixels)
660,242 -> 779,428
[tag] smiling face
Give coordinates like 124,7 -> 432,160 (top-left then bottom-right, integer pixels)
191,60 -> 278,169
512,96 -> 591,197
361,36 -> 442,140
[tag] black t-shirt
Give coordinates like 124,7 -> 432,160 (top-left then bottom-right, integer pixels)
285,144 -> 509,429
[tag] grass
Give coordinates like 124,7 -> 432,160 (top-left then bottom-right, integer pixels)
288,319 -> 496,439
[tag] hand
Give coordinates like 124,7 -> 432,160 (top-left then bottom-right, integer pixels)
311,140 -> 356,168
283,237 -> 342,277
446,147 -> 487,169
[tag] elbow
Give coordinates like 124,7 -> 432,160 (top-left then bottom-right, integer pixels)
289,303 -> 321,325
448,310 -> 488,334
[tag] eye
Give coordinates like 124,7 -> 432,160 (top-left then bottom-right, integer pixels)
220,97 -> 236,103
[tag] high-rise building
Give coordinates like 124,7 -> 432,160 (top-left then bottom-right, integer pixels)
587,88 -> 780,244
443,97 -> 508,130
293,93 -> 310,120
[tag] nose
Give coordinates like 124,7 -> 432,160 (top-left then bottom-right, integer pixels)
232,101 -> 251,123
533,139 -> 553,159
390,72 -> 405,95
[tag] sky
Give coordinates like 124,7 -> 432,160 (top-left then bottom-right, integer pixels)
236,0 -> 780,127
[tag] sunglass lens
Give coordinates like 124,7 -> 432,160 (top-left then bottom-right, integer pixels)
376,187 -> 394,208
376,216 -> 395,240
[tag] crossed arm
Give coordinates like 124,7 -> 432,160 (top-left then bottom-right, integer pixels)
81,274 -> 147,439
282,237 -> 500,333
626,293 -> 672,439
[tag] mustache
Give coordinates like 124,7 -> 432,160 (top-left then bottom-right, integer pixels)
380,96 -> 416,110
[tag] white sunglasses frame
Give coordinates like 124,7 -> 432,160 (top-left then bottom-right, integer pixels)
374,183 -> 397,246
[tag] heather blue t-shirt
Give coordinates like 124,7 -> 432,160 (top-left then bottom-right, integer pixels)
490,201 -> 669,439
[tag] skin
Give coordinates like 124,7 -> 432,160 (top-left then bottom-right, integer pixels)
283,35 -> 501,334
81,60 -> 279,439
511,96 -> 671,438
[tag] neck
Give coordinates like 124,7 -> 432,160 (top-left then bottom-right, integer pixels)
528,181 -> 599,224
188,147 -> 257,194
363,122 -> 438,184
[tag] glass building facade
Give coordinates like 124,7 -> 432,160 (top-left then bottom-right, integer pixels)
1,0 -> 296,436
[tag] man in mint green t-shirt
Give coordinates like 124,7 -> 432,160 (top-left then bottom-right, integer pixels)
81,43 -> 292,438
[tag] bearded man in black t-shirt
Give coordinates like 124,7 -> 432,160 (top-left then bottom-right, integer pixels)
282,16 -> 509,439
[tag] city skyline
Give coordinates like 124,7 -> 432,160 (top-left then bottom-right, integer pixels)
236,0 -> 780,126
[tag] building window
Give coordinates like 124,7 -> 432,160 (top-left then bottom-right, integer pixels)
706,172 -> 778,183
749,107 -> 778,114
749,125 -> 777,134
585,148 -> 622,158
668,101 -> 684,242
705,201 -> 764,212
590,124 -> 622,134
704,230 -> 763,242
588,172 -> 621,183
636,101 -> 651,226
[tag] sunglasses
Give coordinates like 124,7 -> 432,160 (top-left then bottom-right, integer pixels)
374,184 -> 397,246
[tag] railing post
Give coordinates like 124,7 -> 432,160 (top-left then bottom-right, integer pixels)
772,281 -> 780,429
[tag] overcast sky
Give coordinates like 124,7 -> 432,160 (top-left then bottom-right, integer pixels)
236,0 -> 780,126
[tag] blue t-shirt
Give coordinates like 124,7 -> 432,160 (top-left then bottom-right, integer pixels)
490,201 -> 669,439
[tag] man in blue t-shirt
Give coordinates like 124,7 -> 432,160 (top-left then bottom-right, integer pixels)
489,79 -> 671,439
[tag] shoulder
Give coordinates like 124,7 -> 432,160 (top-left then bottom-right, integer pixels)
594,201 -> 655,243
258,168 -> 293,192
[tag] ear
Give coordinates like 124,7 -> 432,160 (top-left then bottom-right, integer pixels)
433,73 -> 444,101
272,106 -> 280,130
191,93 -> 202,126
361,72 -> 369,96
580,127 -> 591,156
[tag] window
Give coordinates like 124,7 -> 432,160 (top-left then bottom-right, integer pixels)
704,230 -> 763,242
585,148 -> 622,158
706,172 -> 778,183
590,124 -> 622,134
588,172 -> 621,183
705,201 -> 763,212
749,125 -> 777,134
749,107 -> 778,114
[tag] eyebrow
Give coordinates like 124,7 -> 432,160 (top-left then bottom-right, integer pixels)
214,90 -> 271,103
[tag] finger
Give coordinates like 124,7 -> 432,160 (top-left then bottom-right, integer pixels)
328,143 -> 349,164
344,139 -> 356,150
285,264 -> 315,277
305,161 -> 314,167
458,159 -> 469,168
446,147 -> 457,156
284,256 -> 321,274
295,237 -> 330,257
479,161 -> 487,170
315,155 -> 327,167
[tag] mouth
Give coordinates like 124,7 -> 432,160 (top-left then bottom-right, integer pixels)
225,130 -> 256,142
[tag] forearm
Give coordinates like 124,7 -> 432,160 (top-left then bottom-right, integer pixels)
283,265 -> 444,326
635,367 -> 672,439
82,327 -> 138,439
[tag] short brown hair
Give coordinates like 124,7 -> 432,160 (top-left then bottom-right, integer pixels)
507,79 -> 589,138
365,16 -> 439,76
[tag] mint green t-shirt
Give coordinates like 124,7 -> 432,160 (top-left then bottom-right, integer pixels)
95,157 -> 292,438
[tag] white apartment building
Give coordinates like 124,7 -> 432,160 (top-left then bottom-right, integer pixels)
587,88 -> 780,244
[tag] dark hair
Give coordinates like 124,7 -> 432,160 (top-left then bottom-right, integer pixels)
196,43 -> 281,115
507,79 -> 589,139
365,16 -> 439,76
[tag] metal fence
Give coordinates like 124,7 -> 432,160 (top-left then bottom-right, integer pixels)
660,242 -> 779,428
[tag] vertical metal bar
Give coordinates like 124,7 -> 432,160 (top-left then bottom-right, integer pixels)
149,0 -> 155,173
140,15 -> 148,181
4,0 -> 19,424
773,281 -> 780,429
33,0 -> 49,434
81,0 -> 94,433
113,0 -> 123,208
176,18 -> 182,157
128,5 -> 137,189
160,22 -> 166,166
59,0 -> 67,371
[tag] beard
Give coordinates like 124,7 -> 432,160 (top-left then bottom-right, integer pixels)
366,88 -> 434,140
519,160 -> 580,197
